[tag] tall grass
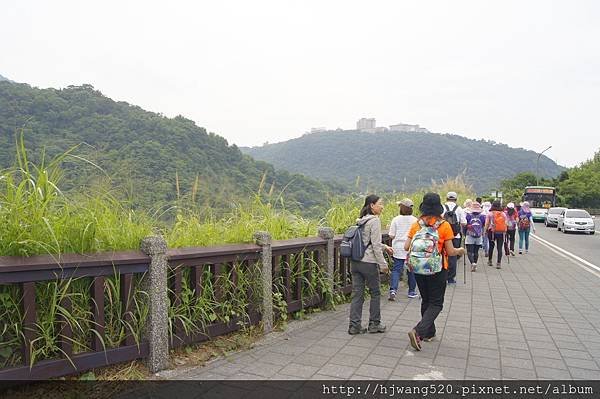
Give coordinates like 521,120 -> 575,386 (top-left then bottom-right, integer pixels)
0,137 -> 475,370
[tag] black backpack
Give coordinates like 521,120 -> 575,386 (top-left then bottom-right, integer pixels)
443,204 -> 461,236
340,220 -> 371,261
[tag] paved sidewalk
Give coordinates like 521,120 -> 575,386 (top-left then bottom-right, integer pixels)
158,244 -> 600,380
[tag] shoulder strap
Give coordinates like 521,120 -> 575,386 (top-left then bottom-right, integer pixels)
433,218 -> 445,229
444,204 -> 450,213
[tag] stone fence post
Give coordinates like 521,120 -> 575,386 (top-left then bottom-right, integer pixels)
253,231 -> 273,334
318,227 -> 335,303
141,236 -> 169,373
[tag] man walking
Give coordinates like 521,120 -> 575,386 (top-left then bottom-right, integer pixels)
442,191 -> 467,284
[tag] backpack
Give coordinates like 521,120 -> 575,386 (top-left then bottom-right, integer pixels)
466,213 -> 483,238
488,211 -> 507,233
340,220 -> 371,261
407,218 -> 445,275
506,211 -> 517,230
518,213 -> 531,230
443,204 -> 461,236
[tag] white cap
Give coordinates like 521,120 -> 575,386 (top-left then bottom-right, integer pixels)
446,191 -> 458,200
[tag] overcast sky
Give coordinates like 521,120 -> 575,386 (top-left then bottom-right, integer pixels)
2,0 -> 599,167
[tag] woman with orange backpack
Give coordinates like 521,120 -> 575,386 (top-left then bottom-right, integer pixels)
484,200 -> 508,269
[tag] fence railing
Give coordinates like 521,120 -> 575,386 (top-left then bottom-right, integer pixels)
0,227 -> 394,380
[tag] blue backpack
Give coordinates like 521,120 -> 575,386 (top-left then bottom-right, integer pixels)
407,219 -> 445,275
340,220 -> 371,261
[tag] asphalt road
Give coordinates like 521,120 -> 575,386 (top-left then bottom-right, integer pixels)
533,219 -> 600,268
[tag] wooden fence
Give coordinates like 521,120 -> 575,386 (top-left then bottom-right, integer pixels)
0,229 -> 390,380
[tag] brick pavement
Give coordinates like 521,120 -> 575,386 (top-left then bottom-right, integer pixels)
158,243 -> 600,381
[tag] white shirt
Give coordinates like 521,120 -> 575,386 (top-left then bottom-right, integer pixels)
442,201 -> 467,239
388,214 -> 417,259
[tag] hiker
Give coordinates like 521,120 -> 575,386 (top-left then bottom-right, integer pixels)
475,197 -> 483,205
481,201 -> 492,257
484,200 -> 507,269
465,201 -> 486,271
462,199 -> 473,237
518,201 -> 536,254
388,198 -> 418,301
441,191 -> 467,284
505,202 -> 518,256
348,194 -> 393,335
405,193 -> 465,351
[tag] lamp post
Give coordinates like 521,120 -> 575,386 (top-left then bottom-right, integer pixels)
536,145 -> 552,186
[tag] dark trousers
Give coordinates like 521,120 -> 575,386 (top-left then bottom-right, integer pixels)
488,232 -> 505,263
507,229 -> 516,252
349,261 -> 381,328
447,237 -> 461,281
414,268 -> 448,339
466,244 -> 481,264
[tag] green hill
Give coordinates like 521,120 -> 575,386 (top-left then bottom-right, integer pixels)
242,130 -> 565,194
0,81 -> 342,214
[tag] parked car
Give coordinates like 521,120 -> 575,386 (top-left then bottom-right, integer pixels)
545,207 -> 566,227
557,209 -> 596,234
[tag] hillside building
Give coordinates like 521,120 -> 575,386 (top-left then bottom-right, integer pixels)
356,118 -> 376,130
389,123 -> 429,133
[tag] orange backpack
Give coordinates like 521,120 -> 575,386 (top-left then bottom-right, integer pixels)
489,211 -> 507,233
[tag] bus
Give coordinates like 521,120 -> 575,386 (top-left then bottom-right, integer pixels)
522,186 -> 557,222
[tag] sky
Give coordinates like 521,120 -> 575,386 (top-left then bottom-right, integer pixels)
2,0 -> 599,167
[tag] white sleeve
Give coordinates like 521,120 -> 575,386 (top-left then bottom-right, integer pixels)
459,207 -> 467,224
389,218 -> 397,237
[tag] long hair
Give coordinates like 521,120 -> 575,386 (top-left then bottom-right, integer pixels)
490,200 -> 503,212
359,194 -> 381,218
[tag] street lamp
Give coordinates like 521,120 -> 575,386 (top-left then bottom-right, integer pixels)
536,145 -> 552,186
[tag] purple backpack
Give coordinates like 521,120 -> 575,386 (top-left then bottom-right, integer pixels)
466,213 -> 483,238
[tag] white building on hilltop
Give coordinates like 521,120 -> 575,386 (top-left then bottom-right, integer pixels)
389,123 -> 429,133
357,118 -> 376,130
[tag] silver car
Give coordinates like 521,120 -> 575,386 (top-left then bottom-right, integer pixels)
545,207 -> 566,227
557,209 -> 596,234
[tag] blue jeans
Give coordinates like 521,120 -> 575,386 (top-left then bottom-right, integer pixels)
390,257 -> 417,294
519,228 -> 530,250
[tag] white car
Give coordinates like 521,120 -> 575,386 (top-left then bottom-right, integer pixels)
557,209 -> 596,234
545,207 -> 566,227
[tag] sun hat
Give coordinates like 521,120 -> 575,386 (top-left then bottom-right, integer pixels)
419,192 -> 444,216
396,198 -> 414,207
470,202 -> 482,212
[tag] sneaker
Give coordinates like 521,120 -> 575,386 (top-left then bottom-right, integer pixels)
510,250 -> 515,256
496,262 -> 501,269
368,322 -> 386,333
422,334 -> 436,342
488,260 -> 493,266
525,250 -> 529,254
471,264 -> 477,272
408,329 -> 422,351
519,250 -> 523,254
388,291 -> 396,301
407,291 -> 419,299
447,278 -> 457,284
348,325 -> 367,335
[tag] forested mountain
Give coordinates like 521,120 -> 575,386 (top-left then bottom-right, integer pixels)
0,81 -> 342,214
242,130 -> 564,194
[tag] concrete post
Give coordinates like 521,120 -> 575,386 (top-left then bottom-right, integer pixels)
253,231 -> 273,334
318,227 -> 335,304
140,236 -> 169,373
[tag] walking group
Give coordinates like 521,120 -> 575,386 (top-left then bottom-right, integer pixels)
346,191 -> 537,352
